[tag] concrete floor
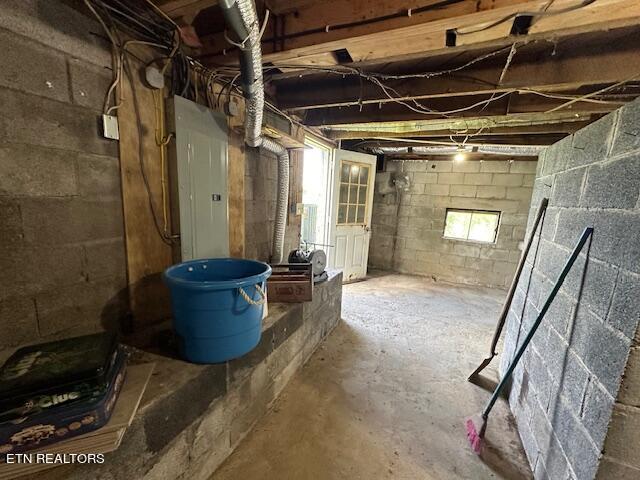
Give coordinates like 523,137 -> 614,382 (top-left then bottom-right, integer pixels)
212,273 -> 532,480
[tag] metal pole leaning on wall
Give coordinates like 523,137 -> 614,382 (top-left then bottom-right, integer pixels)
466,226 -> 593,453
468,197 -> 549,383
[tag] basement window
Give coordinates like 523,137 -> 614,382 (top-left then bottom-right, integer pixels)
443,209 -> 500,243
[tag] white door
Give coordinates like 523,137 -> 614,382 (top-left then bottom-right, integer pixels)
329,149 -> 376,282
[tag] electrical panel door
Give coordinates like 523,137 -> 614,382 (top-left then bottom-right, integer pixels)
169,95 -> 229,260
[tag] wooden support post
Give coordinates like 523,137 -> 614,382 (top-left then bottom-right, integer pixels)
228,129 -> 246,258
117,61 -> 173,327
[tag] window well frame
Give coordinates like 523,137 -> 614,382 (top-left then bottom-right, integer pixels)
443,208 -> 501,244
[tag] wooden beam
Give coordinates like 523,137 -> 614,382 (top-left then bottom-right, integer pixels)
117,59 -> 173,327
200,0 -> 640,67
302,91 -> 625,127
228,130 -> 245,258
156,0 -> 217,21
265,0 -> 521,51
384,153 -> 540,161
342,133 -> 568,147
274,30 -> 640,111
200,0 -> 528,62
324,112 -> 603,139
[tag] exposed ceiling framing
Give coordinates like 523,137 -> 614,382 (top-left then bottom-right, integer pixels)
154,0 -> 640,155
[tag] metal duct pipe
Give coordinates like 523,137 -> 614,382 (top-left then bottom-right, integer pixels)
221,0 -> 290,263
371,144 -> 544,157
476,145 -> 544,156
261,138 -> 290,264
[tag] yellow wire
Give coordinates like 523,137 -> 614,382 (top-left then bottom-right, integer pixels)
153,89 -> 173,236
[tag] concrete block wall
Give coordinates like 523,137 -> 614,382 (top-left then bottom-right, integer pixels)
369,158 -> 535,288
245,148 -> 302,262
0,1 -> 305,352
0,1 -> 128,349
501,99 -> 640,480
38,271 -> 343,480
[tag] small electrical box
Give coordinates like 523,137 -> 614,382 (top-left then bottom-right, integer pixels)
102,114 -> 119,140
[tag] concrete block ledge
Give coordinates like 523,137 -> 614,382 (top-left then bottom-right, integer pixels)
36,270 -> 343,480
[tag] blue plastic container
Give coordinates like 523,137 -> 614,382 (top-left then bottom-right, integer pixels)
163,258 -> 272,364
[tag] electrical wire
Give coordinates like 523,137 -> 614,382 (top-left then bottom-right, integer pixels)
454,0 -> 597,36
123,52 -> 175,246
141,0 -> 180,30
260,40 -> 635,121
85,0 -> 178,244
361,45 -> 516,81
90,0 -> 633,126
153,89 -> 174,236
544,74 -> 640,113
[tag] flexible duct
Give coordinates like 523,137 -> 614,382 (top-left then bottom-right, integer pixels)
261,138 -> 290,264
370,144 -> 545,156
221,0 -> 289,263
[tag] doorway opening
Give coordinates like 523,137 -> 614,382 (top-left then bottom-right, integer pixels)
301,138 -> 333,257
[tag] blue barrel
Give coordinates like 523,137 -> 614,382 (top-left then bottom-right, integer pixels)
163,258 -> 272,364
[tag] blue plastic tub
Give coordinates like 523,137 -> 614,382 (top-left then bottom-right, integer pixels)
163,258 -> 272,364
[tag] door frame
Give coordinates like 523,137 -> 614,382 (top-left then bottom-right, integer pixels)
328,149 -> 377,281
303,136 -> 335,252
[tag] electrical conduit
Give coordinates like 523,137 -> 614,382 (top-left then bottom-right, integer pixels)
220,0 -> 289,264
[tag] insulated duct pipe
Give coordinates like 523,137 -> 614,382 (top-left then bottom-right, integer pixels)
220,0 -> 289,263
370,145 -> 545,156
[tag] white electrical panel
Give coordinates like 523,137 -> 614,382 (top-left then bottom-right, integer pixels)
169,96 -> 229,260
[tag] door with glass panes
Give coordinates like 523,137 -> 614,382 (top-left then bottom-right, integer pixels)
329,149 -> 376,281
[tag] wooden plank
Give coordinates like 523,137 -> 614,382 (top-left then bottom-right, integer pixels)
275,31 -> 640,111
202,0 -> 640,68
157,0 -> 217,20
529,0 -> 640,35
324,112 -> 603,139
276,52 -> 340,68
262,126 -> 306,149
303,91 -> 621,126
117,56 -> 173,327
228,129 -> 245,258
346,132 -> 569,144
201,0 -> 527,60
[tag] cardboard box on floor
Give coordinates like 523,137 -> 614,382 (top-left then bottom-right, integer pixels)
0,363 -> 155,480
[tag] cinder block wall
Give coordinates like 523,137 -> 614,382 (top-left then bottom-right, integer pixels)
369,158 -> 535,288
245,148 -> 302,261
0,2 -> 305,352
0,1 -> 128,349
501,100 -> 640,480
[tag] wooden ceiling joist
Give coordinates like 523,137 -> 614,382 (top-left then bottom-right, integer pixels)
199,0 -> 640,68
324,111 -> 604,139
341,133 -> 570,147
301,90 -> 625,127
273,30 -> 640,112
156,0 -> 217,22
